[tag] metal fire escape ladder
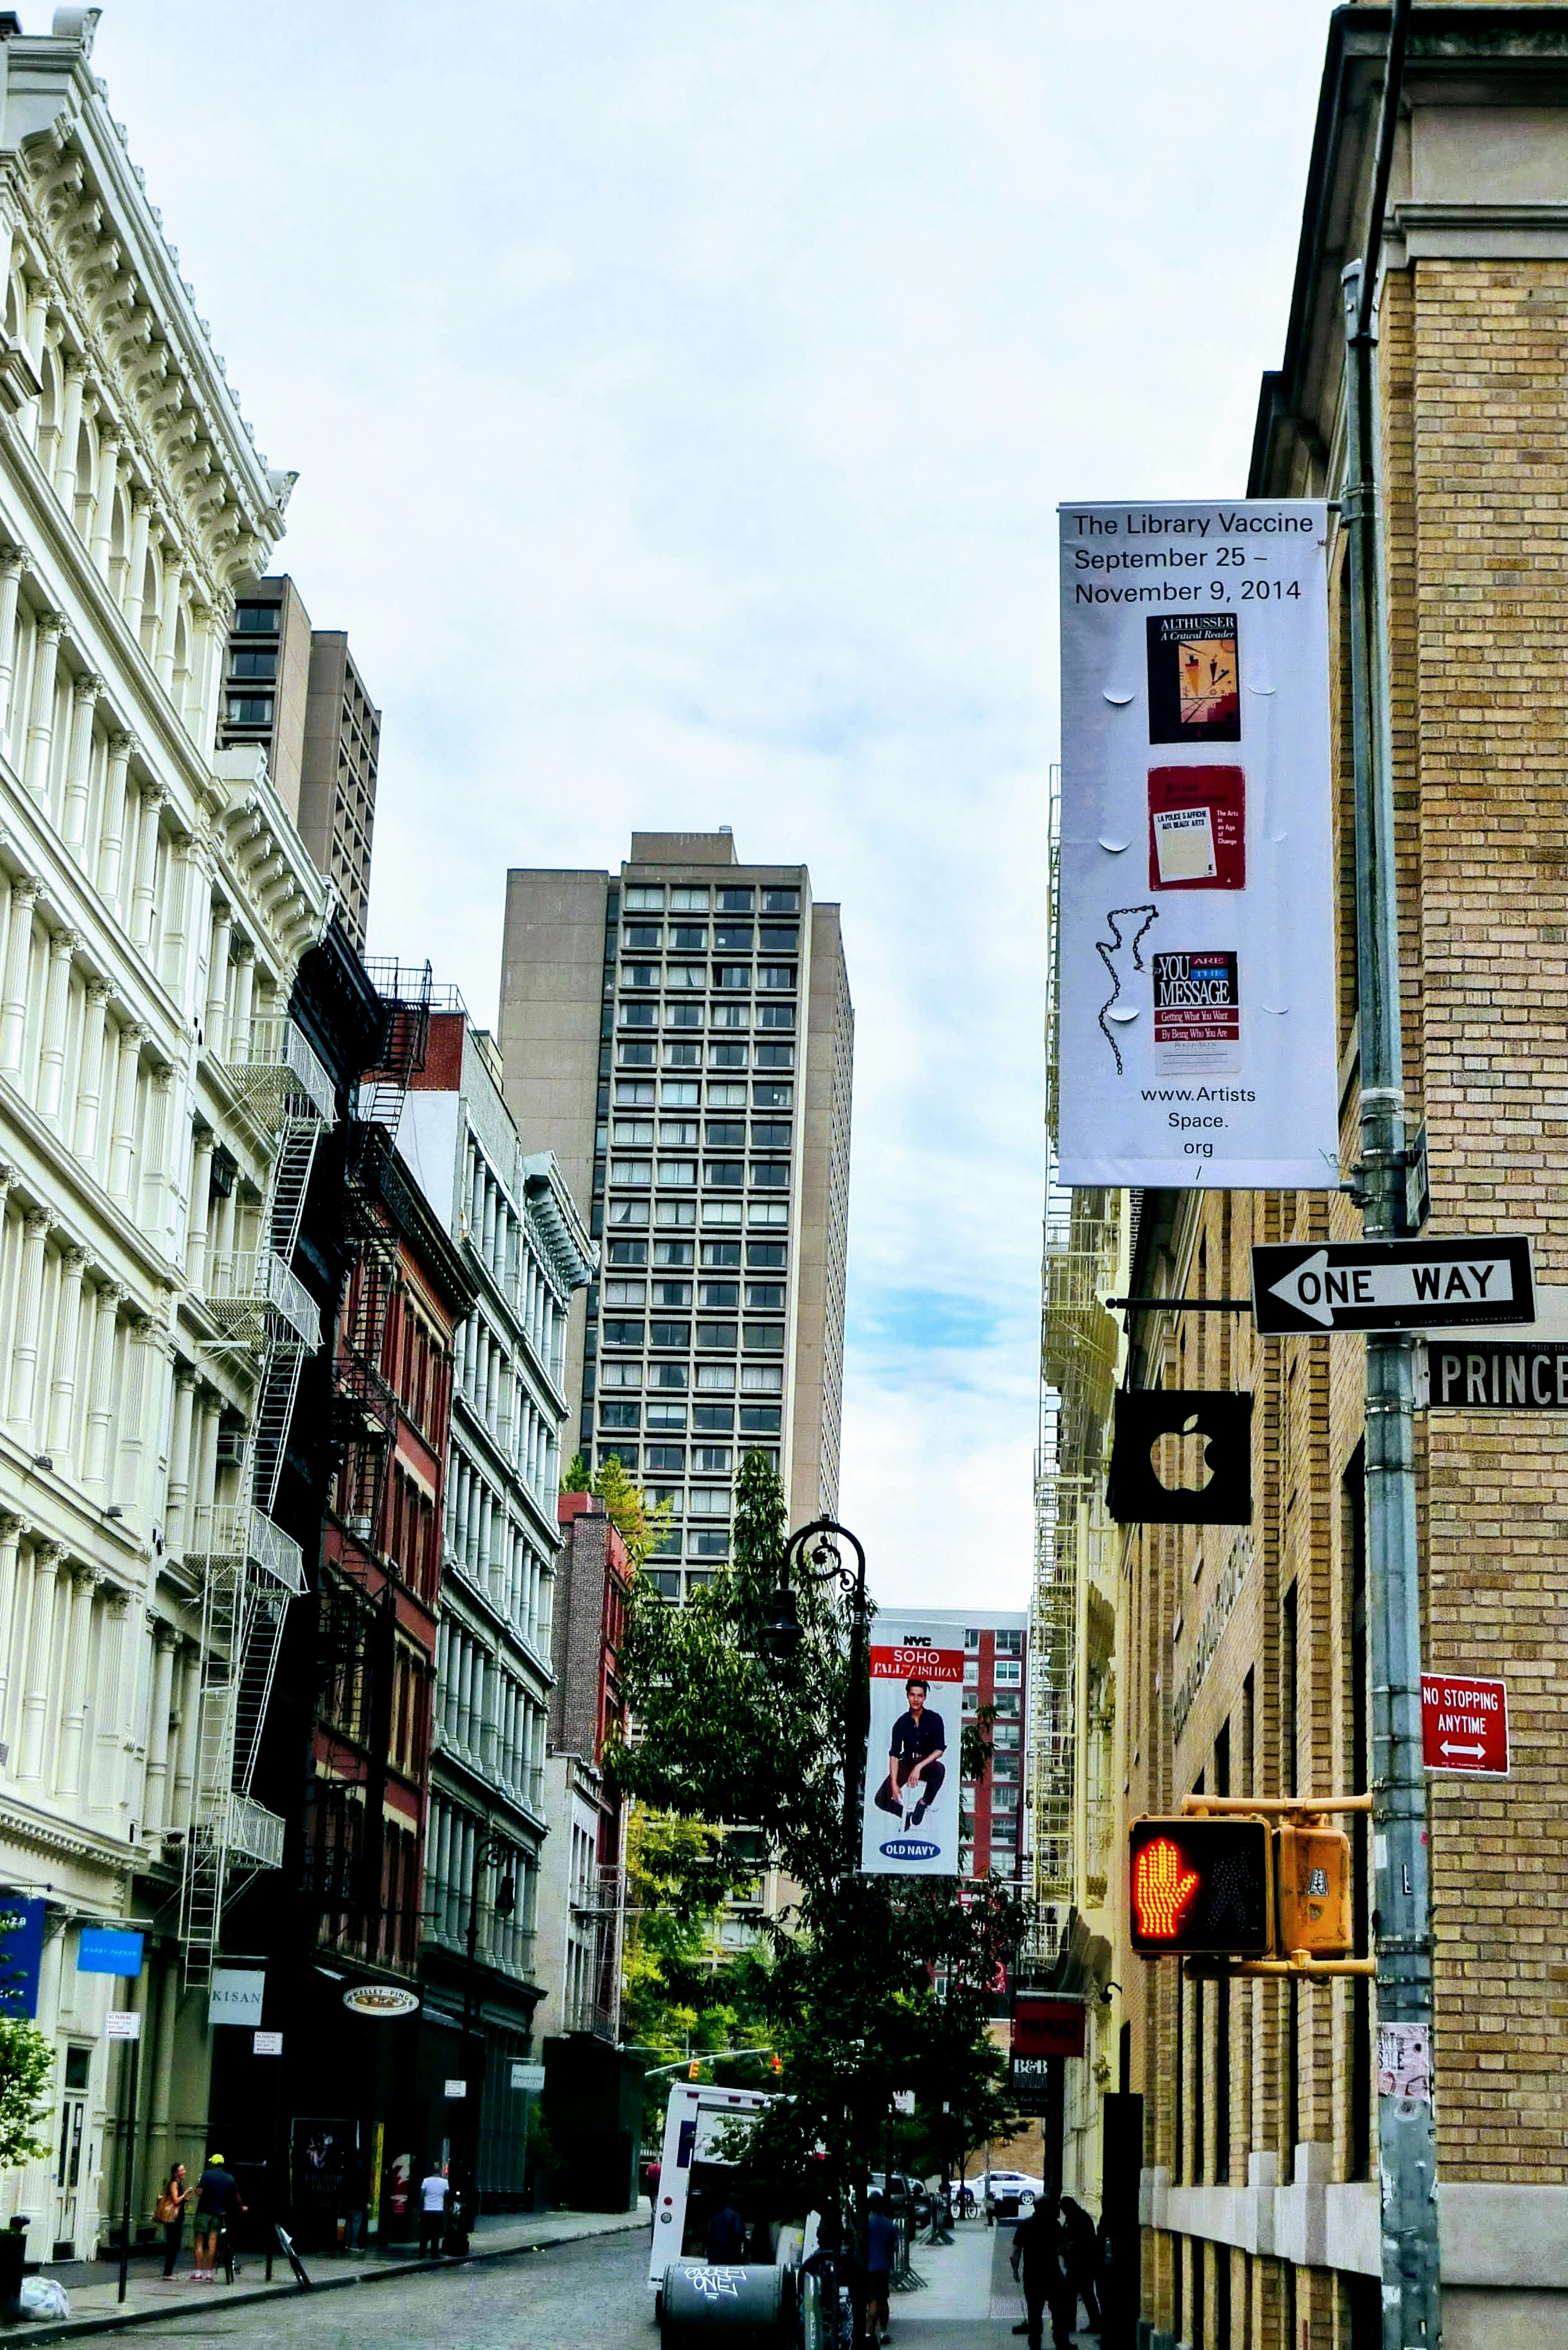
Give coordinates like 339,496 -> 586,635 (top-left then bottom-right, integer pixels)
180,1018 -> 335,1989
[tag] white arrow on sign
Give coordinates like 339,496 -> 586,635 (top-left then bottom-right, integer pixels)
1441,1741 -> 1486,1759
1268,1248 -> 1519,1329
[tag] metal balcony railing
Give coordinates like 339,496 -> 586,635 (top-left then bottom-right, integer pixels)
226,1793 -> 287,1869
189,1503 -> 305,1594
205,1250 -> 320,1349
219,1015 -> 336,1128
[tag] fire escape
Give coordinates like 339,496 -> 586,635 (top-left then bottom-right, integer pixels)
308,962 -> 431,1963
179,1017 -> 336,1988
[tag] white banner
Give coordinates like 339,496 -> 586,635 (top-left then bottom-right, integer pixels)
860,1624 -> 964,1876
1057,500 -> 1339,1190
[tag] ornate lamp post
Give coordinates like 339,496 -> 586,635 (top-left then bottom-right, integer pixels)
759,1515 -> 870,1868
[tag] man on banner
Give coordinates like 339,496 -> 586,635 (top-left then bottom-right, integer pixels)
873,1675 -> 947,1830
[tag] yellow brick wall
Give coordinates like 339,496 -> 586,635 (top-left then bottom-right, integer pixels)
1118,249 -> 1568,2348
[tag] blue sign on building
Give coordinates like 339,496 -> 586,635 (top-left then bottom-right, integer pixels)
0,1894 -> 45,2018
76,1926 -> 144,1978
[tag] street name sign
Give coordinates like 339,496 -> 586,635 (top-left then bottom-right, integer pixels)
1252,1236 -> 1534,1335
1421,1672 -> 1508,1777
1428,1339 -> 1568,1410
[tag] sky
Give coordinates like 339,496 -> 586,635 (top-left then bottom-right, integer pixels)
94,0 -> 1329,1612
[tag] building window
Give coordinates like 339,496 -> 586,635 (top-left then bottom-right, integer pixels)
229,648 -> 277,680
696,1446 -> 731,1472
663,1080 -> 700,1107
227,694 -> 274,725
753,1082 -> 792,1109
751,1122 -> 792,1149
710,1044 -> 748,1069
671,924 -> 707,950
600,1443 -> 638,1472
624,925 -> 662,949
714,964 -> 751,990
697,1321 -> 737,1349
599,1361 -> 641,1389
646,1570 -> 681,1600
613,1118 -> 653,1145
234,602 -> 278,633
751,1163 -> 788,1189
604,1282 -> 646,1308
646,1402 -> 688,1430
607,1240 -> 648,1266
608,1198 -> 649,1227
714,1002 -> 749,1030
741,1364 -> 783,1394
610,1159 -> 651,1185
620,1003 -> 656,1028
739,1405 -> 781,1434
624,885 -> 664,910
691,1530 -> 730,1557
617,1080 -> 656,1106
995,1629 -> 1025,1656
749,1202 -> 788,1228
708,1082 -> 746,1110
718,887 -> 754,911
650,1363 -> 689,1391
689,1486 -> 729,1515
760,926 -> 799,950
702,1240 -> 742,1269
762,888 -> 800,913
746,1283 -> 784,1309
656,1199 -> 697,1228
759,965 -> 796,991
600,1402 -> 640,1430
647,1444 -> 685,1472
665,1042 -> 702,1068
755,1043 -> 794,1069
994,1659 -> 1023,1688
706,1200 -> 743,1227
743,1323 -> 784,1351
650,1321 -> 691,1350
706,1161 -> 744,1188
667,1002 -> 703,1029
654,1239 -> 695,1267
667,964 -> 705,991
659,1159 -> 697,1187
697,1365 -> 736,1392
694,1403 -> 734,1432
622,963 -> 660,989
758,1003 -> 794,1030
670,885 -> 709,911
619,1042 -> 656,1067
714,924 -> 754,951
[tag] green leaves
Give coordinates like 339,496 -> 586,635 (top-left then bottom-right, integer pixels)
0,2018 -> 55,2171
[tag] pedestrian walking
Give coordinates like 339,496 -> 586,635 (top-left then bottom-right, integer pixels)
866,2189 -> 897,2345
1059,2196 -> 1102,2332
341,2153 -> 369,2255
706,2190 -> 746,2263
155,2163 -> 192,2277
1010,2194 -> 1075,2350
418,2163 -> 450,2259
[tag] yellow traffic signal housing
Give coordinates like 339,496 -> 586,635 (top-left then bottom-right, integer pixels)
1276,1822 -> 1353,1957
688,2060 -> 701,2080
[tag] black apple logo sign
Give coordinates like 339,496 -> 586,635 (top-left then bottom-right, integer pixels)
1152,1413 -> 1216,1494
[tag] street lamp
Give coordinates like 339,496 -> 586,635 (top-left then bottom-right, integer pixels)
456,1826 -> 516,2238
761,1516 -> 868,1868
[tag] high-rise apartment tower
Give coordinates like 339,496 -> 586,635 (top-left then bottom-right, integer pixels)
218,575 -> 380,950
498,830 -> 852,1590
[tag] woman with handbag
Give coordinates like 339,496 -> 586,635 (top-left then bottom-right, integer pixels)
156,2164 -> 192,2278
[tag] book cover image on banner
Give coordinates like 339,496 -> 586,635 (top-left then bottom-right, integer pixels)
1058,500 -> 1338,1190
860,1625 -> 964,1877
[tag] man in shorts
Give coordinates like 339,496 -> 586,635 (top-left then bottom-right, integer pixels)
192,2152 -> 244,2282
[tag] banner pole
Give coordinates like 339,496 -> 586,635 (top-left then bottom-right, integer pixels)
1339,4 -> 1440,2342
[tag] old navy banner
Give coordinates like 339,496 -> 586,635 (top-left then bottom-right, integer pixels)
1056,500 -> 1339,1190
860,1624 -> 964,1877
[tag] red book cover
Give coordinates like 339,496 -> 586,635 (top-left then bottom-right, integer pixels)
1147,765 -> 1246,891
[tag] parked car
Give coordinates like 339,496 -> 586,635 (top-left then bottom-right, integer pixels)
984,2169 -> 1045,2221
869,2171 -> 933,2229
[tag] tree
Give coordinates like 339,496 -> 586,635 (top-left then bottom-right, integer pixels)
610,1449 -> 1027,2220
0,2019 -> 53,2170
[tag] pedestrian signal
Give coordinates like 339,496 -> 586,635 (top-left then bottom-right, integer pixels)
1128,1817 -> 1273,1957
1276,1823 -> 1352,1957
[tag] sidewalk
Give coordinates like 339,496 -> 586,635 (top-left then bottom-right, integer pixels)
0,2201 -> 650,2348
891,2221 -> 1097,2350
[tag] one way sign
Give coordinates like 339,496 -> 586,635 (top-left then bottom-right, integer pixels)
1252,1236 -> 1535,1335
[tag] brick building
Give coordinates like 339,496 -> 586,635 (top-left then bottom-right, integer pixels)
1049,11 -> 1568,2350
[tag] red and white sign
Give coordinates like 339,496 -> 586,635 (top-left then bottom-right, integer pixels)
1421,1672 -> 1508,1776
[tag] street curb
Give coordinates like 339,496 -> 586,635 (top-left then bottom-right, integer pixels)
0,2212 -> 648,2346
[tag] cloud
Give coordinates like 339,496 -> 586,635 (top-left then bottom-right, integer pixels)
94,0 -> 1329,1612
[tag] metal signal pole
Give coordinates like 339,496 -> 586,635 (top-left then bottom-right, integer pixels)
1339,5 -> 1440,2346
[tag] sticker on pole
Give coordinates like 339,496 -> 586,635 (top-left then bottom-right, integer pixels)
1421,1672 -> 1508,1776
1377,2023 -> 1431,2106
1252,1236 -> 1535,1334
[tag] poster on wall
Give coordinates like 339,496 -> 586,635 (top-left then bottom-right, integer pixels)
860,1624 -> 964,1876
1057,500 -> 1339,1190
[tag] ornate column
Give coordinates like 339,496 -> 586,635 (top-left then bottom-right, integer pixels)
20,279 -> 47,448
105,1020 -> 145,1200
0,873 -> 38,1070
0,1510 -> 26,1759
229,939 -> 255,1058
128,782 -> 165,952
203,901 -> 232,1058
163,1361 -> 196,1558
88,1582 -> 130,1815
13,1540 -> 63,1784
137,1060 -> 175,1244
0,545 -> 25,736
94,730 -> 134,914
6,1207 -> 51,1438
52,359 -> 84,505
53,1563 -> 100,1798
58,669 -> 102,855
82,1279 -> 123,1485
184,1133 -> 213,1295
122,497 -> 152,637
139,1617 -> 178,1833
72,980 -> 111,1171
115,1319 -> 167,1533
170,1646 -> 199,1833
34,924 -> 80,1125
158,832 -> 192,999
45,1242 -> 86,1468
87,427 -> 120,575
153,556 -> 183,692
20,611 -> 62,802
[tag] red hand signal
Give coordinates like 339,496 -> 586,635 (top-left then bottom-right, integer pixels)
1132,1837 -> 1200,1940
